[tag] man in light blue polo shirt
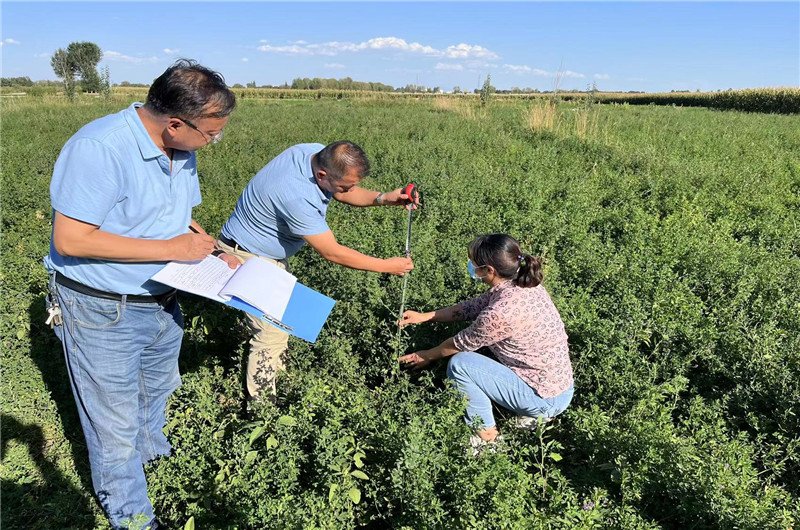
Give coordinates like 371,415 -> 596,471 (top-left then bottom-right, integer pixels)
218,141 -> 418,400
44,60 -> 236,530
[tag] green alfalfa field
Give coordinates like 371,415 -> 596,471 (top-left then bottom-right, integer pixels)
2,93 -> 799,529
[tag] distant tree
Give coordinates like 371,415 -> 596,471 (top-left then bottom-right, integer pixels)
50,41 -> 104,98
290,76 -> 394,92
100,65 -> 112,100
67,41 -> 103,92
0,76 -> 34,87
246,81 -> 257,88
479,74 -> 495,106
51,48 -> 76,100
452,85 -> 462,94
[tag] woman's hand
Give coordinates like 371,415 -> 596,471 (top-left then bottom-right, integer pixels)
399,310 -> 432,328
398,351 -> 433,370
215,252 -> 241,269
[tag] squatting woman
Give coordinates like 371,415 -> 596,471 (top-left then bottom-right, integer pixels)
398,233 -> 573,447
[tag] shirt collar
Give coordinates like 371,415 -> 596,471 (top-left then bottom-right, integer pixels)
489,279 -> 514,293
124,102 -> 172,161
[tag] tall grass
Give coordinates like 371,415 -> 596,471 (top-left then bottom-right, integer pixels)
525,99 -> 559,132
431,96 -> 477,119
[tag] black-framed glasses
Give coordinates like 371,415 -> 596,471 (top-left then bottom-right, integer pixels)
177,117 -> 224,144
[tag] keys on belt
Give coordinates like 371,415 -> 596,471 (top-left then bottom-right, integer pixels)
45,292 -> 63,327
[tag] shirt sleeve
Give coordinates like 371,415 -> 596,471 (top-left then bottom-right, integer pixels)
453,304 -> 514,352
275,195 -> 330,236
50,138 -> 125,226
453,290 -> 493,321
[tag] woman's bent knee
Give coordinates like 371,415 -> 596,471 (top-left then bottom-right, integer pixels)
446,351 -> 477,378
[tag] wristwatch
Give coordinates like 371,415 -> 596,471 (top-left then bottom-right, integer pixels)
374,192 -> 385,205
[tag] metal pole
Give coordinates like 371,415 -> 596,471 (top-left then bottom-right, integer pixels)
396,206 -> 414,353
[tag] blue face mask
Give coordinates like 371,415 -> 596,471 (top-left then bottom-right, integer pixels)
467,259 -> 485,280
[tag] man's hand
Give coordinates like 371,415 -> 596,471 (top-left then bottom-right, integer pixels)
168,233 -> 216,261
398,351 -> 433,370
382,186 -> 421,210
399,310 -> 432,328
383,256 -> 414,276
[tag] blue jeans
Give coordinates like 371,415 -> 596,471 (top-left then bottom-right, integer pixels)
49,276 -> 183,530
447,351 -> 574,428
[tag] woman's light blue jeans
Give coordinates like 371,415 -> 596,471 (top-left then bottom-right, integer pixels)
447,351 -> 573,428
50,278 -> 183,530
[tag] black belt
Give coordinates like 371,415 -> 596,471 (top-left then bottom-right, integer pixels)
55,272 -> 177,305
219,235 -> 249,253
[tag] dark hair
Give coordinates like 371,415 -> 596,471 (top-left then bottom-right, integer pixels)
468,233 -> 543,288
316,141 -> 370,181
145,59 -> 236,119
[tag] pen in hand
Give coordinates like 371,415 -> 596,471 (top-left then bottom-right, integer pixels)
187,225 -> 223,256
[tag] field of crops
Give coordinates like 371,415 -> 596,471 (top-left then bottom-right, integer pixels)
3,86 -> 800,114
2,95 -> 799,529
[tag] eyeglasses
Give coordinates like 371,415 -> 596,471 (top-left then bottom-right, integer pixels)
177,117 -> 224,144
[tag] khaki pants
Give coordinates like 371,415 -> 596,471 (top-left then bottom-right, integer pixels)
216,239 -> 290,399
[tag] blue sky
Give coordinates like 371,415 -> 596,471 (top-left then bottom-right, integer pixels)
1,2 -> 798,92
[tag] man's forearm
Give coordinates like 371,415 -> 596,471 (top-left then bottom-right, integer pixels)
54,226 -> 177,262
319,243 -> 388,272
334,186 -> 383,207
52,211 -> 211,263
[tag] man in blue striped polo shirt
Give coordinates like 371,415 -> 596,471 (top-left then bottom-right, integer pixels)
44,60 -> 237,530
218,141 -> 418,400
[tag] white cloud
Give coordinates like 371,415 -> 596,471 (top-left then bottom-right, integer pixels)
503,64 -> 551,76
594,73 -> 610,80
34,52 -> 50,58
324,63 -> 345,69
103,51 -> 159,64
1,38 -> 21,47
163,48 -> 180,55
360,37 -> 439,55
291,40 -> 308,45
503,64 -> 532,73
241,57 -> 249,62
435,63 -> 464,71
444,43 -> 497,59
257,44 -> 314,55
502,64 -> 585,78
257,36 -> 498,60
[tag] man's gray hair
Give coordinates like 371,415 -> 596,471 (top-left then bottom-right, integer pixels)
317,141 -> 370,181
